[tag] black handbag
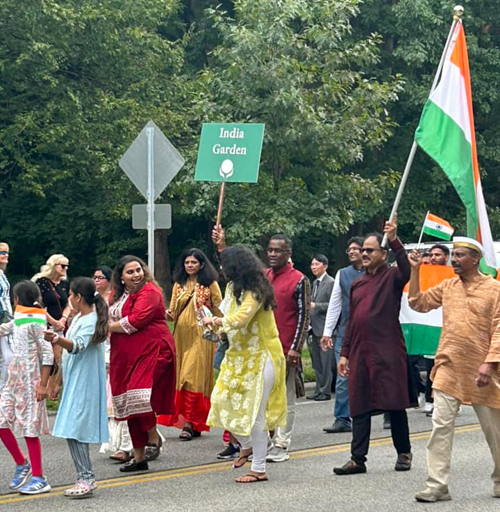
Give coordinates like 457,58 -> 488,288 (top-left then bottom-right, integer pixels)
0,310 -> 13,324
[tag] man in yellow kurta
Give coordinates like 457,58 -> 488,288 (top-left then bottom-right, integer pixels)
408,237 -> 500,503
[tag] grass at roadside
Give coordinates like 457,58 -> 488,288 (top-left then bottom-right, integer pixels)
301,347 -> 315,383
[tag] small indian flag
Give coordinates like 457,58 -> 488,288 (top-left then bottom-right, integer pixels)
422,212 -> 454,241
14,305 -> 47,327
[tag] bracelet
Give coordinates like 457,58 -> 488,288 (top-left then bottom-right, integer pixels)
51,333 -> 60,345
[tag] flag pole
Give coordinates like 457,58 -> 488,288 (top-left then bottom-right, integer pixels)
416,211 -> 430,249
382,5 -> 464,247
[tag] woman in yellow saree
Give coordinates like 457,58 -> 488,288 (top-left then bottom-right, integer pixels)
158,249 -> 222,440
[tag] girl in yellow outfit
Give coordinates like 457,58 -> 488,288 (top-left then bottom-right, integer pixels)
204,246 -> 287,484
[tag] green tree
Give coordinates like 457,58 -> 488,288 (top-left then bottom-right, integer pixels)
174,0 -> 404,269
353,0 -> 500,242
0,0 -> 203,282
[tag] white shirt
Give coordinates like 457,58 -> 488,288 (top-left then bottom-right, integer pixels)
322,270 -> 342,337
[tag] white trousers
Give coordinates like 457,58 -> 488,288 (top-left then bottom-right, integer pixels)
426,389 -> 500,491
274,366 -> 296,450
235,358 -> 275,473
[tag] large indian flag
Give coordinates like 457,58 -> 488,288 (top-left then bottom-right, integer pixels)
415,22 -> 496,273
400,265 -> 455,355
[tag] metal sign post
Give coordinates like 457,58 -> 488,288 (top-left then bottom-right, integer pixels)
119,120 -> 185,276
147,126 -> 155,273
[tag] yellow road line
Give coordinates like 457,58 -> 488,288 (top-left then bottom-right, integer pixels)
0,423 -> 481,505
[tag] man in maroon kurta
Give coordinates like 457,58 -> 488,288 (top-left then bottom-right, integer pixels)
334,220 -> 412,475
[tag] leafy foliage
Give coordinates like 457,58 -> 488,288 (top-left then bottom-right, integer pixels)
1,0 -> 499,285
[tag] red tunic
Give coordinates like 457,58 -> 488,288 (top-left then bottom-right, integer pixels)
265,264 -> 308,355
341,238 -> 411,417
110,283 -> 176,420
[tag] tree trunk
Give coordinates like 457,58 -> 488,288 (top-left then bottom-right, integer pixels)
154,229 -> 172,301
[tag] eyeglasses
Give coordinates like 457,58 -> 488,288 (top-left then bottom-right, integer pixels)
345,247 -> 361,254
267,248 -> 288,254
93,276 -> 107,282
0,251 -> 9,256
58,264 -> 69,270
361,248 -> 381,254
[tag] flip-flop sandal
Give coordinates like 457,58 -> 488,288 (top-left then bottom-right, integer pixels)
109,450 -> 131,463
179,426 -> 194,441
232,451 -> 253,469
235,472 -> 268,483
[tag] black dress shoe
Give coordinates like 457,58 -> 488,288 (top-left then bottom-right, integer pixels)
333,459 -> 367,475
120,459 -> 149,472
395,452 -> 412,471
145,435 -> 163,461
314,393 -> 331,402
383,413 -> 391,430
306,394 -> 319,400
323,420 -> 352,433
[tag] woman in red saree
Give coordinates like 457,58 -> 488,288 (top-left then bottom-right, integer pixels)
108,256 -> 175,472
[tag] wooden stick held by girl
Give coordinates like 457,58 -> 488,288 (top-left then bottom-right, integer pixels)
0,280 -> 54,495
45,277 -> 109,499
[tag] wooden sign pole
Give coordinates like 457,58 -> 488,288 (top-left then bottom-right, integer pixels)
216,182 -> 226,227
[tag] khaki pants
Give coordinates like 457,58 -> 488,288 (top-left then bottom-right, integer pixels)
426,389 -> 500,491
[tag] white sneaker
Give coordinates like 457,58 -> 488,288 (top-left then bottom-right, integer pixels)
416,393 -> 426,409
266,445 -> 289,463
423,402 -> 433,414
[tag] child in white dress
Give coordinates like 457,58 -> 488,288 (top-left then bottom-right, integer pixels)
0,280 -> 54,495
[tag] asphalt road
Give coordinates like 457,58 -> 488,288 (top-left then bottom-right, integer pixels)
0,392 -> 497,512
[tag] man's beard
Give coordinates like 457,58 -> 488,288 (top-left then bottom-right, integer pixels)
0,262 -> 6,271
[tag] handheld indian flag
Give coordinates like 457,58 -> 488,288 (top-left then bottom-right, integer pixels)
14,305 -> 46,327
422,212 -> 454,241
415,22 -> 496,273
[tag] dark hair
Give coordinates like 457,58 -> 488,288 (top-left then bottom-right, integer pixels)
430,244 -> 450,256
269,234 -> 292,251
13,280 -> 42,308
423,251 -> 431,257
347,236 -> 364,248
364,232 -> 387,251
110,255 -> 160,303
312,254 -> 329,266
172,249 -> 219,287
94,265 -> 112,281
220,245 -> 275,310
70,277 -> 109,345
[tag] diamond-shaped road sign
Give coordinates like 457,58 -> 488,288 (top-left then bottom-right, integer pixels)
119,120 -> 184,200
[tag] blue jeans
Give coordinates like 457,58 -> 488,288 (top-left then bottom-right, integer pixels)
334,336 -> 351,426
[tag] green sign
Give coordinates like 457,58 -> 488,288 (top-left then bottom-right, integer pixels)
194,123 -> 265,183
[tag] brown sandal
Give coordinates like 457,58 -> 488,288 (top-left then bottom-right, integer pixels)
232,450 -> 252,469
235,472 -> 268,483
109,450 -> 132,463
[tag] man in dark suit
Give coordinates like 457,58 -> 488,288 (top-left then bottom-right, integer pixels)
307,254 -> 335,401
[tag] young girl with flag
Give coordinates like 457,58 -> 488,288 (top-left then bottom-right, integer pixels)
44,277 -> 109,498
0,280 -> 54,495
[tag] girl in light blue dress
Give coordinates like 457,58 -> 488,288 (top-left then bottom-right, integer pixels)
44,277 -> 108,499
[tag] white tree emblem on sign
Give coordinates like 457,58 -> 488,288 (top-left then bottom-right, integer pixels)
219,159 -> 234,179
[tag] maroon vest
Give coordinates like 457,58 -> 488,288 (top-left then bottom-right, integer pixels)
265,263 -> 303,354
